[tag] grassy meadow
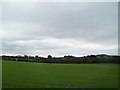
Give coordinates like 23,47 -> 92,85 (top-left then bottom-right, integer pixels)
2,60 -> 118,88
0,60 -> 2,89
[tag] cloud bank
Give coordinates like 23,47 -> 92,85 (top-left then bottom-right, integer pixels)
1,2 -> 118,57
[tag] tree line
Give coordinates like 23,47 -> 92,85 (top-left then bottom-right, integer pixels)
1,54 -> 120,64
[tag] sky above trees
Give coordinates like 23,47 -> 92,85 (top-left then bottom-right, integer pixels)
1,2 -> 118,57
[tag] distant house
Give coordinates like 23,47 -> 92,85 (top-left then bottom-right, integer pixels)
96,54 -> 109,58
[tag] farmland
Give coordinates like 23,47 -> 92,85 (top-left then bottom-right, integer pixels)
2,60 -> 118,88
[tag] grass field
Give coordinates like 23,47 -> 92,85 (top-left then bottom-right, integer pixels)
0,60 -> 2,89
2,60 -> 118,88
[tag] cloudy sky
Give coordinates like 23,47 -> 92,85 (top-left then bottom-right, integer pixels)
1,2 -> 118,57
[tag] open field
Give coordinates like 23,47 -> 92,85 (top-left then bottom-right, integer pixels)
2,60 -> 118,88
0,60 -> 2,89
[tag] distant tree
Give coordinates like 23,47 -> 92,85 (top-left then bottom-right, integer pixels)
48,55 -> 52,59
2,54 -> 120,64
35,55 -> 39,58
24,55 -> 28,58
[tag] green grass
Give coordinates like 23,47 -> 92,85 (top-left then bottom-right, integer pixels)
0,60 -> 2,89
2,60 -> 118,88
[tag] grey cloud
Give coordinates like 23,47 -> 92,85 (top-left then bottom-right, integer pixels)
1,2 -> 118,56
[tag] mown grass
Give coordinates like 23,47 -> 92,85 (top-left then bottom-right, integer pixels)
0,60 -> 2,89
2,60 -> 118,88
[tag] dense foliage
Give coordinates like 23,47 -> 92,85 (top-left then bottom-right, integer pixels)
1,54 -> 120,63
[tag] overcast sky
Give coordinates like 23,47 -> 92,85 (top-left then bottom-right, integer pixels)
1,2 -> 118,57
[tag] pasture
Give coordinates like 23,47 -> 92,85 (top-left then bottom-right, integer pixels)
2,60 -> 118,88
